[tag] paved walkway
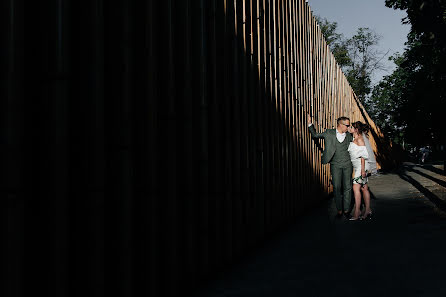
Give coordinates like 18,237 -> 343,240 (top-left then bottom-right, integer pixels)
191,162 -> 446,297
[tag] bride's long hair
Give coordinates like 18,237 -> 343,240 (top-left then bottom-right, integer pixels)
352,121 -> 370,136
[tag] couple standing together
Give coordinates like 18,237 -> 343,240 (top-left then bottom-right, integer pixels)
307,114 -> 377,221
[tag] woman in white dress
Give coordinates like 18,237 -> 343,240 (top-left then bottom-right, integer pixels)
347,122 -> 376,220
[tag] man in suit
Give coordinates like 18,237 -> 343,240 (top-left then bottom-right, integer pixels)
308,114 -> 353,218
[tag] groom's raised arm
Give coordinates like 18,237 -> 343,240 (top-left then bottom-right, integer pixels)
307,114 -> 326,139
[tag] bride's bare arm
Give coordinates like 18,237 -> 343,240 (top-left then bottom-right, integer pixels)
358,137 -> 366,177
361,158 -> 366,177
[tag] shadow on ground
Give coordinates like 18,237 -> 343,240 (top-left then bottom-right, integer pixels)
190,164 -> 446,297
399,163 -> 446,212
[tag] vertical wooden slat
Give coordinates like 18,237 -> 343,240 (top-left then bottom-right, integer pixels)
147,0 -> 159,295
223,0 -> 234,265
4,0 -> 24,295
240,0 -> 249,247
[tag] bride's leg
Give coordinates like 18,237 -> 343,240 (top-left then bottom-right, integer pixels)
352,184 -> 362,219
361,184 -> 372,214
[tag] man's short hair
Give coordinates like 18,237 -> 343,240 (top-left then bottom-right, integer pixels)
337,116 -> 350,125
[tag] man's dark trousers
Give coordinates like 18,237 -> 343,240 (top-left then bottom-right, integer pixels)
330,164 -> 353,212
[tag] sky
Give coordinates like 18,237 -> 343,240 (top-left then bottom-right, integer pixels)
307,0 -> 411,85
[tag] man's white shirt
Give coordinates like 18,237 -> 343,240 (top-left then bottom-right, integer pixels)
335,129 -> 346,143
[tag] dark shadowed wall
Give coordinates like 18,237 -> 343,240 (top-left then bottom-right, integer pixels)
3,1 -> 396,297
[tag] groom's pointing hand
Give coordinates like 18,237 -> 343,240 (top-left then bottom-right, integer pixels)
307,113 -> 313,125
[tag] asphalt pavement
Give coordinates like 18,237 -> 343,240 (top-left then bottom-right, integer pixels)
191,162 -> 446,297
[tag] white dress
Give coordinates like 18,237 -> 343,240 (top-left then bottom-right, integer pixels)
348,142 -> 370,185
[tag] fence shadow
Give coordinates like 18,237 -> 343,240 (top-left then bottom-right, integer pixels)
398,167 -> 446,212
419,163 -> 445,176
406,165 -> 446,188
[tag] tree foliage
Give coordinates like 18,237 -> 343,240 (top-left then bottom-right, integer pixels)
345,28 -> 387,104
368,0 -> 446,148
367,54 -> 409,143
314,16 -> 351,68
315,16 -> 387,105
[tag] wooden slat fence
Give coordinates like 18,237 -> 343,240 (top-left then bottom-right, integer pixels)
3,1 -> 396,297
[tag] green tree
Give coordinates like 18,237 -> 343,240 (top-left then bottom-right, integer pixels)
368,54 -> 409,144
314,15 -> 351,68
344,28 -> 388,105
315,16 -> 387,105
371,0 -> 446,150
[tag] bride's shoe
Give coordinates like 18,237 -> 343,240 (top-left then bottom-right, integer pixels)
349,212 -> 361,221
362,211 -> 373,220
